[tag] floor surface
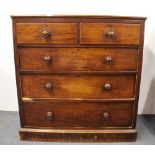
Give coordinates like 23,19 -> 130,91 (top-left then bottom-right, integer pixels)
0,111 -> 155,145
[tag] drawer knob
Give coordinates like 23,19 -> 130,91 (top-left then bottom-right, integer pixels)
43,56 -> 52,64
102,112 -> 110,120
104,83 -> 112,91
47,111 -> 53,121
105,31 -> 116,39
105,56 -> 112,63
42,30 -> 50,38
45,82 -> 53,90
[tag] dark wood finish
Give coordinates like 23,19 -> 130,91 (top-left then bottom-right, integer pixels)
19,48 -> 138,71
11,15 -> 146,142
11,15 -> 146,20
21,74 -> 136,99
132,21 -> 146,128
80,23 -> 140,45
16,23 -> 77,44
23,102 -> 133,128
19,128 -> 137,142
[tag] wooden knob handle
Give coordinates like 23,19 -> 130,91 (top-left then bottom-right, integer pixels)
45,82 -> 53,90
105,31 -> 116,39
47,111 -> 53,121
105,56 -> 112,63
42,30 -> 50,38
102,112 -> 110,121
43,56 -> 52,64
104,83 -> 112,91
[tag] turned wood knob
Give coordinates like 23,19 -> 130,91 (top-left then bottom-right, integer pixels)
43,56 -> 52,64
105,30 -> 116,39
45,82 -> 53,90
104,83 -> 112,91
105,56 -> 112,63
42,30 -> 50,38
47,111 -> 53,121
102,112 -> 110,120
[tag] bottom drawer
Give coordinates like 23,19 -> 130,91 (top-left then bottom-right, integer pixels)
22,102 -> 133,128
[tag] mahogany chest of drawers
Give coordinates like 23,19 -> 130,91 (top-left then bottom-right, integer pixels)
11,15 -> 146,142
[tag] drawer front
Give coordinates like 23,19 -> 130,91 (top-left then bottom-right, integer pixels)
19,48 -> 138,71
23,102 -> 133,128
16,23 -> 77,44
22,75 -> 135,99
80,23 -> 140,45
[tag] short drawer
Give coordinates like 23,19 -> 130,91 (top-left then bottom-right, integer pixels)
21,75 -> 136,99
23,102 -> 133,128
19,48 -> 138,71
80,23 -> 140,45
16,23 -> 77,44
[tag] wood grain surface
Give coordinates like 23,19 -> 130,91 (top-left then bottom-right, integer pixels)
12,15 -> 146,142
19,47 -> 138,71
23,102 -> 133,128
80,23 -> 140,45
21,74 -> 136,99
16,23 -> 77,44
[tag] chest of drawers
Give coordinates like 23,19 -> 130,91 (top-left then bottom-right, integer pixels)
12,15 -> 146,142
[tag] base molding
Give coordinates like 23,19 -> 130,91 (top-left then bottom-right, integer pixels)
19,128 -> 137,142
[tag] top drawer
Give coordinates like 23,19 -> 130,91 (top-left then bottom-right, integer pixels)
80,23 -> 140,45
16,23 -> 77,44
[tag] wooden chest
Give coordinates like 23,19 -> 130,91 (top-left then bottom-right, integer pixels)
11,15 -> 146,142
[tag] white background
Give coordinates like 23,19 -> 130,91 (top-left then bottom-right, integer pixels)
0,0 -> 155,114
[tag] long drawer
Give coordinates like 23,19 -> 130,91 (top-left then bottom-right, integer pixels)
80,23 -> 140,45
21,74 -> 136,99
23,102 -> 133,128
19,48 -> 138,72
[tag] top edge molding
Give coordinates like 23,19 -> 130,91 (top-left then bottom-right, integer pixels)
11,15 -> 147,20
